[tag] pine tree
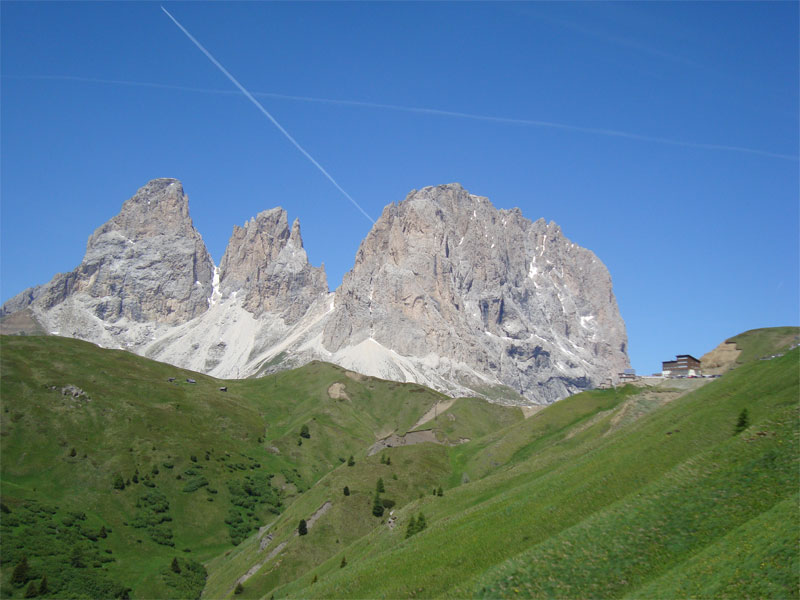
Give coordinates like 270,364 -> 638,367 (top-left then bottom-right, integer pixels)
376,478 -> 385,493
112,474 -> 125,490
300,424 -> 310,439
38,576 -> 48,596
99,525 -> 107,538
405,515 -> 417,538
298,519 -> 308,535
171,557 -> 181,573
69,447 -> 77,457
416,512 -> 427,531
24,581 -> 37,598
234,583 -> 244,595
380,454 -> 386,464
437,486 -> 443,496
11,556 -> 29,586
372,492 -> 384,517
343,486 -> 350,496
312,574 -> 318,584
735,408 -> 750,435
340,556 -> 347,568
347,455 -> 355,466
70,545 -> 85,568
386,455 -> 391,465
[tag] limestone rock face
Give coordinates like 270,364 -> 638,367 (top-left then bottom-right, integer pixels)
322,184 -> 629,403
5,178 -> 214,328
218,209 -> 328,324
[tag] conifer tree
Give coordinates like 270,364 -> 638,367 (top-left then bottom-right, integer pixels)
376,478 -> 385,493
417,512 -> 427,531
340,556 -> 347,568
112,474 -> 125,490
343,486 -> 350,496
735,408 -> 749,434
11,556 -> 29,586
406,515 -> 417,538
234,583 -> 244,595
298,519 -> 308,535
437,486 -> 443,496
300,424 -> 310,439
347,455 -> 355,466
38,576 -> 48,596
372,492 -> 384,517
171,557 -> 181,573
24,581 -> 37,598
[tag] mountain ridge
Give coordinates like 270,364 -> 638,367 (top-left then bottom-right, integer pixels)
1,179 -> 628,405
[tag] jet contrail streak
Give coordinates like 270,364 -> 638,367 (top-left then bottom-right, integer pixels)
18,74 -> 799,162
159,6 -> 375,224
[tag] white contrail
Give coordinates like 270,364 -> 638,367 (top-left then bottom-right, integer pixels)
159,6 -> 375,224
17,74 -> 799,162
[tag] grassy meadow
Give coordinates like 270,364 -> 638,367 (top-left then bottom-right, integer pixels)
1,327 -> 797,599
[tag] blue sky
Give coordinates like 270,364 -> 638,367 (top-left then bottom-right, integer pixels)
1,1 -> 797,375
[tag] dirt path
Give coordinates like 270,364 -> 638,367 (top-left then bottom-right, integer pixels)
411,399 -> 457,430
231,501 -> 332,592
304,501 -> 332,530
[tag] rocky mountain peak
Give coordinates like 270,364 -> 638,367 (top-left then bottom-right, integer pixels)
219,208 -> 327,325
323,183 -> 628,403
91,178 -> 194,243
2,178 -> 215,337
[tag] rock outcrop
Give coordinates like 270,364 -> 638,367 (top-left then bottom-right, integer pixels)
320,184 -> 628,403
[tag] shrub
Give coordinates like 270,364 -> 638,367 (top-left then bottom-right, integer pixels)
24,581 -> 37,598
340,556 -> 347,568
437,486 -> 443,497
234,583 -> 244,595
343,486 -> 350,496
299,424 -> 310,439
347,455 -> 355,466
171,557 -> 181,574
112,474 -> 125,490
182,477 -> 209,493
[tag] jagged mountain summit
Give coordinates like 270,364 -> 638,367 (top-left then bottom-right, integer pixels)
1,179 -> 628,404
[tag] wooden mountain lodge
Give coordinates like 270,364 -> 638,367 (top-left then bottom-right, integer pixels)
662,354 -> 701,378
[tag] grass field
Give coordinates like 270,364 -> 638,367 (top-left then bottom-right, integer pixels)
1,327 -> 797,599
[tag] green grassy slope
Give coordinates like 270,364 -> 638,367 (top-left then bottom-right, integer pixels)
727,326 -> 799,365
2,327 -> 797,600
0,336 -> 517,599
277,346 -> 798,599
